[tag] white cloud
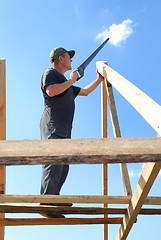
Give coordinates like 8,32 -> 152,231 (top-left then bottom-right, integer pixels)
129,170 -> 136,177
129,170 -> 141,178
96,19 -> 133,46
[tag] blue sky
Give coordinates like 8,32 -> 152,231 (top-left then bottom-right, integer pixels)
1,0 -> 161,239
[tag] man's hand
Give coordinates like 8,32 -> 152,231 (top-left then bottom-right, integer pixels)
46,69 -> 79,97
79,70 -> 104,96
70,69 -> 79,83
97,69 -> 104,82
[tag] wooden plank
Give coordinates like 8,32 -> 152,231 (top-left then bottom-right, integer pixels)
0,138 -> 161,165
0,204 -> 160,215
0,59 -> 6,240
0,195 -> 130,204
103,66 -> 132,196
0,194 -> 160,205
0,195 -> 128,204
0,204 -> 126,214
144,196 -> 161,205
0,217 -> 123,226
101,69 -> 108,240
115,162 -> 161,240
0,59 -> 6,140
96,61 -> 161,136
139,208 -> 161,215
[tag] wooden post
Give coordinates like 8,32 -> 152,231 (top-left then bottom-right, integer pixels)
0,59 -> 6,240
101,67 -> 108,240
103,68 -> 132,196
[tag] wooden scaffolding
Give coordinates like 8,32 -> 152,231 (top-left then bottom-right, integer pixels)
0,59 -> 161,240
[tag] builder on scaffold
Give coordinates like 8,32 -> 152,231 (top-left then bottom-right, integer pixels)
40,47 -> 104,218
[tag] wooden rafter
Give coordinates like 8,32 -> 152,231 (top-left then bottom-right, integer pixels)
96,61 -> 161,136
115,162 -> 161,240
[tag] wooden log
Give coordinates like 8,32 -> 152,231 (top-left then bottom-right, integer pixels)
0,195 -> 160,205
0,217 -> 123,226
116,162 -> 161,240
96,61 -> 161,136
0,204 -> 161,215
0,59 -> 6,240
0,138 -> 161,166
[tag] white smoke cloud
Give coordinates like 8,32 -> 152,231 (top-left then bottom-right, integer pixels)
96,19 -> 133,46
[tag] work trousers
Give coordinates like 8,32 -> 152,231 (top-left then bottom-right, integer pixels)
40,134 -> 69,195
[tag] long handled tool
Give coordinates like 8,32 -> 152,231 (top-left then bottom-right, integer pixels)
77,37 -> 109,80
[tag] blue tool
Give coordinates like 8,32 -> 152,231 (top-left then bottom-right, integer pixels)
77,37 -> 109,80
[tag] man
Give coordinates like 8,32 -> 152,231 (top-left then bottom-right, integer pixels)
40,47 -> 104,218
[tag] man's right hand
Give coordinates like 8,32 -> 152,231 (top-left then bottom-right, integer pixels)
70,69 -> 79,83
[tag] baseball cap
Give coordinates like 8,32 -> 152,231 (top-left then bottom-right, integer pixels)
50,47 -> 75,63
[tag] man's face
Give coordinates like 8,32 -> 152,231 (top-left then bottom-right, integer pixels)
62,52 -> 72,71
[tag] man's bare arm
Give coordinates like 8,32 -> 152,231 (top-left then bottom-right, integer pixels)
46,69 -> 79,97
79,70 -> 104,96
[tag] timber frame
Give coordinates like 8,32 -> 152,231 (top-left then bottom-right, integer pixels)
0,59 -> 161,240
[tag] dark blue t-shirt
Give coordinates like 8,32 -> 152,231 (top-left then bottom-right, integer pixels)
40,68 -> 81,139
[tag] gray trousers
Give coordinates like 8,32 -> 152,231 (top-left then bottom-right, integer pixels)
40,134 -> 69,195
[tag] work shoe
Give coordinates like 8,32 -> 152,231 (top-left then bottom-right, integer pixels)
40,212 -> 65,218
40,203 -> 73,207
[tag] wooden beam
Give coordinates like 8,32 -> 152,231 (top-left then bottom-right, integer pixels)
0,59 -> 6,240
116,162 -> 161,240
101,67 -> 108,240
0,204 -> 160,215
0,138 -> 161,165
96,61 -> 161,136
103,66 -> 132,196
0,194 -> 127,204
0,217 -> 123,226
0,194 -> 161,205
144,196 -> 161,205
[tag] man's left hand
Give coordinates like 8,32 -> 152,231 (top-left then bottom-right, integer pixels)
96,69 -> 104,82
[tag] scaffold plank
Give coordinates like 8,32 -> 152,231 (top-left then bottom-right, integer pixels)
0,217 -> 123,226
0,195 -> 161,205
0,204 -> 161,215
0,138 -> 161,165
